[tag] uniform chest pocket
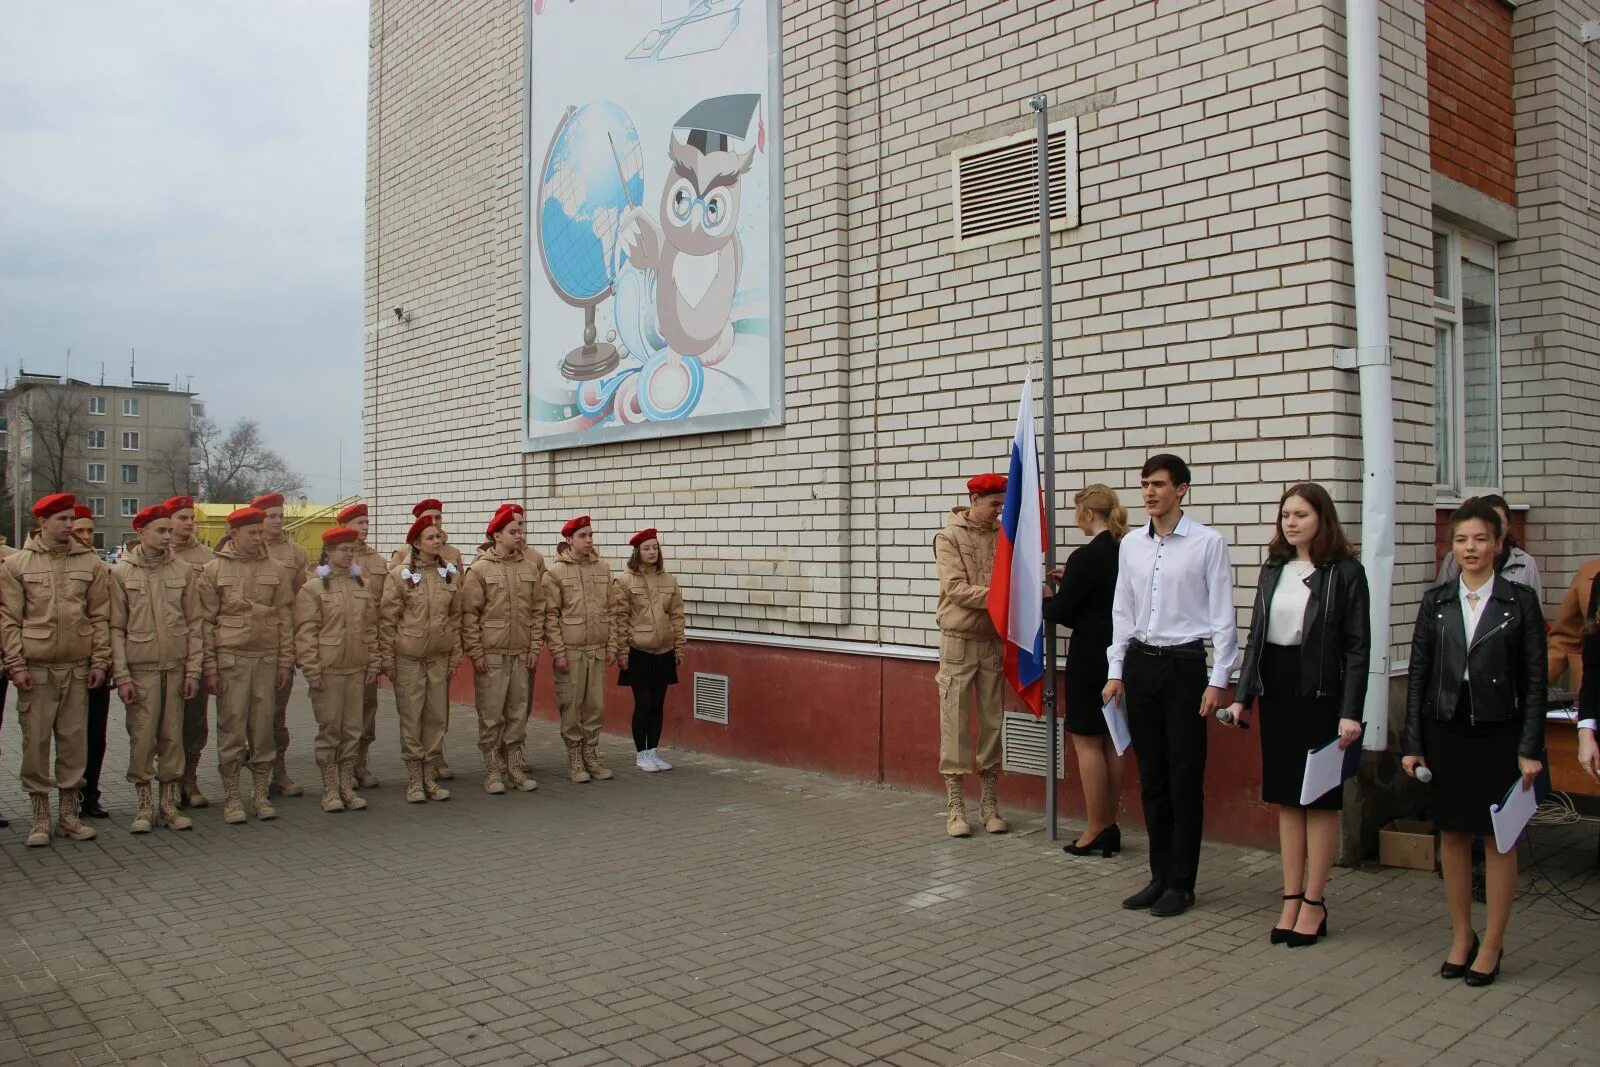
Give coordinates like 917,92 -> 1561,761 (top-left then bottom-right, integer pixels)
253,573 -> 281,601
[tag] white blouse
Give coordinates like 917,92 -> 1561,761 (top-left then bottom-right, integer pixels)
1266,560 -> 1316,646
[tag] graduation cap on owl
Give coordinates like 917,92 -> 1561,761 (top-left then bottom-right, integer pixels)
673,93 -> 763,155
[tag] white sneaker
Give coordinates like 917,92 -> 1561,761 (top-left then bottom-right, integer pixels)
648,749 -> 672,770
635,752 -> 660,772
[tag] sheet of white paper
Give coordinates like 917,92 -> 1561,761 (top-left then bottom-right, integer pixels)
1490,777 -> 1537,855
1102,698 -> 1131,757
1299,738 -> 1350,806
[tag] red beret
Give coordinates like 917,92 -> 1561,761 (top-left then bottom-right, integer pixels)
163,496 -> 195,513
322,526 -> 360,546
405,514 -> 438,545
496,502 -> 524,516
487,508 -> 520,538
72,505 -> 94,521
629,527 -> 659,548
412,498 -> 443,518
251,493 -> 286,511
31,493 -> 75,519
227,507 -> 266,529
966,473 -> 1007,496
131,504 -> 170,531
336,502 -> 368,524
561,515 -> 591,539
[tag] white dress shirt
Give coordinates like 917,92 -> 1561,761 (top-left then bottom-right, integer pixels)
1459,576 -> 1491,681
1107,513 -> 1239,689
1266,560 -> 1315,645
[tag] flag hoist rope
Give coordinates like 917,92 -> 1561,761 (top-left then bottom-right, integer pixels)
1030,95 -> 1060,841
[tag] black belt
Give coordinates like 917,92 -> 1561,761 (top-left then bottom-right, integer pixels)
1130,638 -> 1206,660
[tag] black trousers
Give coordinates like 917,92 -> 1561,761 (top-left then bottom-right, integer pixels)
82,682 -> 112,805
1124,650 -> 1209,893
631,684 -> 667,752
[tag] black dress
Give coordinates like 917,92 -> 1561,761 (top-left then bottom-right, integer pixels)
1044,531 -> 1119,737
1258,644 -> 1344,810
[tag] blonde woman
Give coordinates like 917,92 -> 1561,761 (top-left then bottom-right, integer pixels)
611,528 -> 686,772
1044,485 -> 1128,857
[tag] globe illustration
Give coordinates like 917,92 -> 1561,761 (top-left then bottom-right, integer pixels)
536,101 -> 646,380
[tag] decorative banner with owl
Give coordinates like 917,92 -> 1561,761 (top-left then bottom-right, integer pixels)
523,0 -> 783,451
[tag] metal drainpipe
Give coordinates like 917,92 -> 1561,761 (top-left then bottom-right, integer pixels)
1345,0 -> 1397,750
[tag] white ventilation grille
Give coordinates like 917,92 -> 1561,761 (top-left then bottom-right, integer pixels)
693,673 -> 730,725
1002,710 -> 1065,778
951,119 -> 1079,249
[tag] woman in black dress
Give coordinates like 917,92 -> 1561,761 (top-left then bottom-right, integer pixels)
1044,485 -> 1127,857
1226,483 -> 1368,947
1403,499 -> 1545,988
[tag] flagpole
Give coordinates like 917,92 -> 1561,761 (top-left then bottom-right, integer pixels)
1030,94 -> 1059,842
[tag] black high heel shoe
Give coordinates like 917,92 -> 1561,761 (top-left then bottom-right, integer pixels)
1440,933 -> 1480,980
1464,946 -> 1502,987
1062,825 -> 1121,857
1270,893 -> 1303,945
1284,898 -> 1327,947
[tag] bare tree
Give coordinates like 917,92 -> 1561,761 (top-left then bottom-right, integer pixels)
15,384 -> 87,498
147,436 -> 197,499
191,416 -> 307,502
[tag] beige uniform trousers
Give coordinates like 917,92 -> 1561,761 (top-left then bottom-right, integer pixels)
18,663 -> 89,795
124,667 -> 185,785
394,654 -> 449,763
361,680 -> 379,746
555,647 -> 605,745
216,653 -> 278,777
272,675 -> 294,758
309,672 -> 365,768
474,654 -> 531,755
182,691 -> 209,779
935,634 -> 1005,776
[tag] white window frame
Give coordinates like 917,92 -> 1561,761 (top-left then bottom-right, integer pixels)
87,496 -> 105,518
87,396 -> 106,416
122,397 -> 140,417
121,463 -> 139,485
1432,226 -> 1502,497
121,430 -> 140,451
86,462 -> 107,484
120,497 -> 139,518
86,428 -> 106,450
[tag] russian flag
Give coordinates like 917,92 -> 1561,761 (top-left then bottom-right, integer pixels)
988,378 -> 1050,717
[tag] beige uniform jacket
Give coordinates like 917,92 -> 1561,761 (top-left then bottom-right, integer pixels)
170,538 -> 216,571
545,546 -> 616,658
350,542 -> 390,605
293,569 -> 377,688
196,541 -> 296,674
110,544 -> 203,685
460,545 -> 551,661
934,507 -> 998,640
265,534 -> 310,596
0,534 -> 113,674
377,560 -> 462,672
611,569 -> 687,657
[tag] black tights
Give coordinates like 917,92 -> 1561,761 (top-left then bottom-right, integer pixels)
630,682 -> 667,752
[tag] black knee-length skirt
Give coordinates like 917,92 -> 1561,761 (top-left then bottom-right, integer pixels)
618,647 -> 678,688
1422,684 -> 1522,837
1258,643 -> 1344,810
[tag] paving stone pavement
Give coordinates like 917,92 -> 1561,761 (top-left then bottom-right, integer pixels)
1,688 -> 1598,1066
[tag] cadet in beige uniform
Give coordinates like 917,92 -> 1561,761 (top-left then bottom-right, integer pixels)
165,495 -> 217,807
335,501 -> 389,788
612,528 -> 687,773
197,507 -> 296,824
389,498 -> 464,778
547,515 -> 617,783
252,492 -> 309,798
0,493 -> 113,846
379,514 -> 463,803
933,473 -> 1009,838
461,505 -> 549,795
294,526 -> 378,813
110,504 -> 202,833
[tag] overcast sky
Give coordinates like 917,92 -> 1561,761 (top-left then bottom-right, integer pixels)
0,1 -> 368,501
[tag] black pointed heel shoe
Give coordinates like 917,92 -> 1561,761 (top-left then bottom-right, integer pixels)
1270,893 -> 1304,945
1284,898 -> 1328,947
1464,946 -> 1502,987
1440,933 -> 1480,980
1063,824 -> 1121,857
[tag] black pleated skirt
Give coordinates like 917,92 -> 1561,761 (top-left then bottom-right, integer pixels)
1063,630 -> 1111,737
1258,643 -> 1344,810
618,647 -> 678,688
1422,684 -> 1522,837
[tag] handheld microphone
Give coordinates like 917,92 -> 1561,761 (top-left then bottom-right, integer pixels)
1215,708 -> 1251,730
1414,765 -> 1433,783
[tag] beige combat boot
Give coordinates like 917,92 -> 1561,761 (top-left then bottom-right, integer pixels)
483,749 -> 506,795
404,760 -> 426,803
25,794 -> 51,847
130,783 -> 156,834
944,774 -> 972,838
270,755 -> 303,798
355,742 -> 379,788
566,741 -> 591,784
338,762 -> 367,811
250,770 -> 278,820
979,769 -> 1009,834
222,772 -> 247,824
423,759 -> 452,801
582,743 -> 614,781
181,771 -> 210,808
56,789 -> 98,841
319,764 -> 345,813
504,746 -> 537,792
435,753 -> 454,781
159,783 -> 193,831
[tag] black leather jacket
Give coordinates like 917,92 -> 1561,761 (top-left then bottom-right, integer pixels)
1235,556 -> 1370,724
1403,576 -> 1546,759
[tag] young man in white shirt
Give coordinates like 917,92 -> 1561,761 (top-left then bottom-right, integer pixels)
1103,454 -> 1239,917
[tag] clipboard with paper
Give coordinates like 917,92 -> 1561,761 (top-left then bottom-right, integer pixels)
1299,736 -> 1361,806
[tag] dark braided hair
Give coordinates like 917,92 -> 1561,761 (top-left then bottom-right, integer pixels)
408,542 -> 453,585
319,549 -> 365,591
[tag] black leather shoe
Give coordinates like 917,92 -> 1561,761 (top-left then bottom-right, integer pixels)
1064,825 -> 1121,857
81,799 -> 111,819
1464,947 -> 1502,987
1271,893 -> 1303,945
1150,887 -> 1196,917
1284,898 -> 1328,947
1440,933 -> 1479,980
1122,880 -> 1165,910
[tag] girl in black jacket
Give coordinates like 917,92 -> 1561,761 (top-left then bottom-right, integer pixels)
1225,483 -> 1369,947
1403,499 -> 1545,988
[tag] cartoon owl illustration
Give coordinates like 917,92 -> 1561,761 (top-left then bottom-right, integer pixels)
621,94 -> 759,367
